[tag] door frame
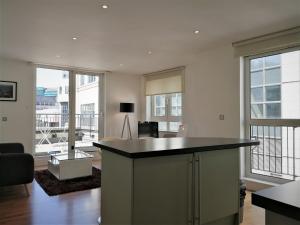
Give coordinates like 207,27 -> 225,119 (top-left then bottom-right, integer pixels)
34,64 -> 106,155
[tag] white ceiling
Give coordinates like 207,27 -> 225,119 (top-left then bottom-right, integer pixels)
0,0 -> 300,74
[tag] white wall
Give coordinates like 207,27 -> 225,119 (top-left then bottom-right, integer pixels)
140,44 -> 240,138
0,57 -> 141,154
0,58 -> 35,153
105,72 -> 141,138
183,44 -> 240,138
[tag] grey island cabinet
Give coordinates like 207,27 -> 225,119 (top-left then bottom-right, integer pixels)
93,137 -> 259,225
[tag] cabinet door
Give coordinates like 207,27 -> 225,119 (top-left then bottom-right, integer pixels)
101,150 -> 134,225
195,149 -> 239,225
133,154 -> 193,225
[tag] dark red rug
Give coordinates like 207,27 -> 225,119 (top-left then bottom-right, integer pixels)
34,167 -> 101,196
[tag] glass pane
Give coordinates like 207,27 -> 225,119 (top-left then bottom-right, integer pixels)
75,74 -> 100,148
268,126 -> 282,138
251,104 -> 264,118
251,71 -> 263,86
265,54 -> 280,67
159,122 -> 167,131
154,95 -> 166,116
265,86 -> 281,101
155,107 -> 165,116
169,122 -> 180,132
251,58 -> 263,71
155,95 -> 165,107
171,93 -> 182,116
35,68 -> 69,154
266,103 -> 281,118
171,107 -> 182,116
251,87 -> 263,102
171,106 -> 177,115
265,68 -> 280,84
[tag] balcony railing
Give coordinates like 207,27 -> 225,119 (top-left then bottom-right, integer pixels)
35,113 -> 100,153
250,119 -> 300,180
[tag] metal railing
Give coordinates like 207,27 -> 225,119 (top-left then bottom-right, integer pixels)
250,119 -> 300,180
35,113 -> 99,146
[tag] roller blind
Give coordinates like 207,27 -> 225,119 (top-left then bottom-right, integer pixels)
233,26 -> 300,57
144,67 -> 185,96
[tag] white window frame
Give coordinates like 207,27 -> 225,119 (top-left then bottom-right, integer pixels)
149,93 -> 183,132
244,46 -> 300,184
34,65 -> 105,156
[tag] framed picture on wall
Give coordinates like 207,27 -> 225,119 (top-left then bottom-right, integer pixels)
0,81 -> 17,101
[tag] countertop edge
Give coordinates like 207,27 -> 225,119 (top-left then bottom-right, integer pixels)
252,191 -> 300,221
93,140 -> 259,159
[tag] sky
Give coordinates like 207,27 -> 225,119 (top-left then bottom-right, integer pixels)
36,68 -> 68,88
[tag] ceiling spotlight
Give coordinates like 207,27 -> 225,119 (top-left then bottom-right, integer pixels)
148,51 -> 152,55
72,37 -> 78,40
56,55 -> 61,58
119,64 -> 124,66
101,4 -> 109,9
194,30 -> 200,34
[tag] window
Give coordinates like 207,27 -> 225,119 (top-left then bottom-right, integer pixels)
246,49 -> 300,183
250,54 -> 281,119
153,95 -> 166,116
88,76 -> 96,83
144,67 -> 184,132
63,73 -> 68,79
80,103 -> 95,127
80,76 -> 85,86
80,103 -> 95,115
65,86 -> 69,94
148,93 -> 182,132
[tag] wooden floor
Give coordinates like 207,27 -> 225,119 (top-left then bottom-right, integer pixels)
242,191 -> 265,225
0,172 -> 264,225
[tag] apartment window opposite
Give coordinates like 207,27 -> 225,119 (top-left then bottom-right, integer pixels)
65,86 -> 69,94
60,102 -> 69,127
59,86 -> 62,94
80,76 -> 85,86
250,54 -> 281,119
81,103 -> 95,115
87,75 -> 96,83
63,73 -> 68,79
149,93 -> 182,132
80,103 -> 95,127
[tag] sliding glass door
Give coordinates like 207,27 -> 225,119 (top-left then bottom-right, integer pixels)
35,67 -> 104,155
75,74 -> 104,151
35,68 -> 70,154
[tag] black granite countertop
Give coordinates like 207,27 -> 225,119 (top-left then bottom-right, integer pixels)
252,181 -> 300,221
93,137 -> 259,158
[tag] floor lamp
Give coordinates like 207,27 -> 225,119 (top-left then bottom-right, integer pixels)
120,102 -> 134,139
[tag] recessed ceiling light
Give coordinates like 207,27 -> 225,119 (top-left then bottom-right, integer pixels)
101,4 -> 109,9
119,63 -> 124,66
148,51 -> 152,55
72,37 -> 78,40
194,30 -> 200,34
56,55 -> 61,58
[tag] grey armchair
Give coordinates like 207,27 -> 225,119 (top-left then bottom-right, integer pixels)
0,143 -> 34,195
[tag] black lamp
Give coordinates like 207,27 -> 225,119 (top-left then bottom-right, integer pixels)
120,103 -> 134,139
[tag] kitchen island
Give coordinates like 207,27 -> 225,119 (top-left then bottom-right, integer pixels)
252,180 -> 300,225
93,137 -> 259,225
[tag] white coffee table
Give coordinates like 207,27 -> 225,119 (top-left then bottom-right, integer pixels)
48,150 -> 93,180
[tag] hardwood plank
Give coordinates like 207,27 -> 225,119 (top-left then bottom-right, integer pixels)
0,162 -> 101,225
242,191 -> 265,225
1,166 -> 263,225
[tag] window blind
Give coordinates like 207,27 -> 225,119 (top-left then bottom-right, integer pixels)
144,67 -> 185,96
233,26 -> 300,57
